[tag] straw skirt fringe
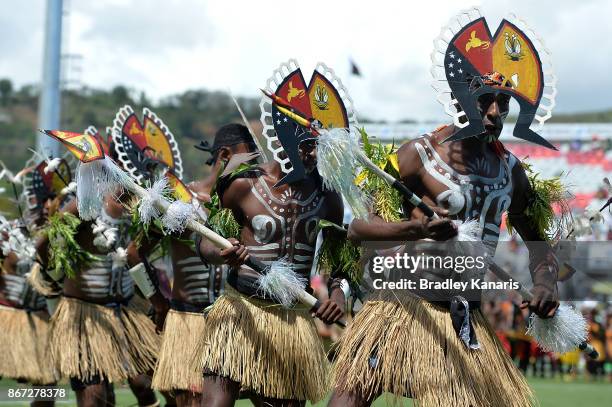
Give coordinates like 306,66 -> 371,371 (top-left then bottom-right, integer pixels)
332,298 -> 535,407
0,306 -> 56,384
48,297 -> 160,383
194,292 -> 329,402
152,309 -> 207,392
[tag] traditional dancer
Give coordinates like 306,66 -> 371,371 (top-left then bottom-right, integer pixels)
128,123 -> 257,406
330,8 -> 563,406
101,104 -> 186,335
0,157 -> 65,406
194,60 -> 353,406
37,112 -> 167,407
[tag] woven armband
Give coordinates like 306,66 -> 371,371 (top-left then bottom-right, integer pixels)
128,262 -> 156,298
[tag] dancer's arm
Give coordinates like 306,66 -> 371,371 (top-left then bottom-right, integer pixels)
348,140 -> 456,243
198,177 -> 250,267
348,211 -> 456,243
508,162 -> 559,319
314,191 -> 346,324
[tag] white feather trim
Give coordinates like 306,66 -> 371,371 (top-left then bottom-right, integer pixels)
257,258 -> 306,308
316,128 -> 371,219
110,247 -> 128,270
43,157 -> 62,174
76,156 -> 128,221
527,304 -> 588,354
138,176 -> 169,226
162,200 -> 194,234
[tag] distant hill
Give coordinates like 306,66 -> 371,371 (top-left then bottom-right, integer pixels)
0,82 -> 262,182
0,79 -> 610,182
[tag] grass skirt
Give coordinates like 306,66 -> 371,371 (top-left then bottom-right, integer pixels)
0,305 -> 56,384
193,289 -> 329,401
332,297 -> 535,406
48,296 -> 160,383
152,309 -> 207,392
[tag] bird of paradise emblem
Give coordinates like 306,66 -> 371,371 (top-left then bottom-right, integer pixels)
286,81 -> 305,102
465,30 -> 490,51
504,32 -> 523,61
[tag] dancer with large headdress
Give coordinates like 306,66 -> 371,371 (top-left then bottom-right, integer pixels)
193,60 -> 353,405
0,156 -> 68,399
123,117 -> 258,405
329,8 -> 565,406
37,109 -> 171,407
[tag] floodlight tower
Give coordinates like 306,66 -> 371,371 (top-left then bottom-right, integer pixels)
36,0 -> 63,157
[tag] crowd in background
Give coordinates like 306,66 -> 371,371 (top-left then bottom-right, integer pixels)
486,179 -> 612,382
482,300 -> 612,382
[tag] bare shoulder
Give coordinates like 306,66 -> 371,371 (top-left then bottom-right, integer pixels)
396,138 -> 421,159
220,177 -> 252,210
397,138 -> 426,181
187,179 -> 209,195
320,188 -> 343,225
187,180 -> 212,203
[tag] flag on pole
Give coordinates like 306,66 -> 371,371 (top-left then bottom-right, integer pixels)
349,58 -> 362,77
40,129 -> 125,220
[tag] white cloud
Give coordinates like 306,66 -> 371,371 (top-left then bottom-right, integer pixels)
0,2 -> 44,86
4,0 -> 612,121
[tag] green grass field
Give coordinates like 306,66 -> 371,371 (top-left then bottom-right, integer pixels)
1,377 -> 611,406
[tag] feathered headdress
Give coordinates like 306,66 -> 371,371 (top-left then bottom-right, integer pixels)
21,154 -> 73,211
84,125 -> 112,157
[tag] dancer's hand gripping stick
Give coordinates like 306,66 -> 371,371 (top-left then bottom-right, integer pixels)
489,262 -> 598,359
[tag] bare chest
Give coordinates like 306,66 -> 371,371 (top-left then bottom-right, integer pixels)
171,238 -> 225,305
240,177 -> 326,273
413,138 -> 516,241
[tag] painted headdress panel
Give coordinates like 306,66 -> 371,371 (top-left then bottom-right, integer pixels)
260,59 -> 357,186
431,7 -> 556,148
22,156 -> 72,209
111,105 -> 183,183
84,125 -> 112,156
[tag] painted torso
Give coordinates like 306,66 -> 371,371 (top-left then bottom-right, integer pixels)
411,134 -> 517,243
0,222 -> 44,310
230,174 -> 332,296
383,134 -> 519,302
170,233 -> 225,306
63,208 -> 134,304
0,259 -> 45,310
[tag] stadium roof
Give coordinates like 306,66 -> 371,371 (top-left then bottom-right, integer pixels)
363,123 -> 612,143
